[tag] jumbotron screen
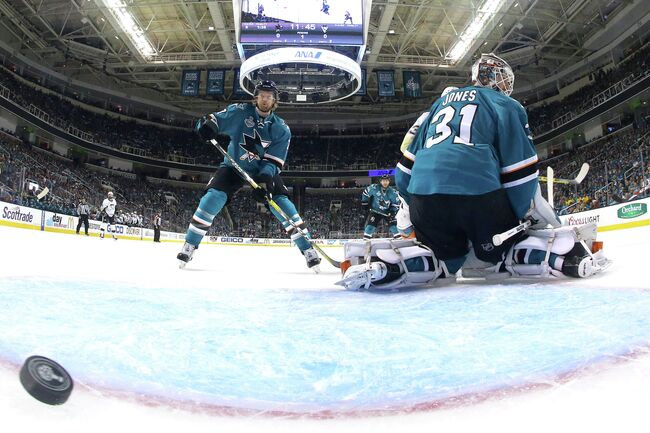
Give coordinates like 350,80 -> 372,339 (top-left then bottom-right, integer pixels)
240,0 -> 364,45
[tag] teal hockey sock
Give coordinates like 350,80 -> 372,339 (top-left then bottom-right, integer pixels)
185,188 -> 227,246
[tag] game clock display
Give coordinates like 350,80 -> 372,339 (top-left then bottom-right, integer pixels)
240,0 -> 363,45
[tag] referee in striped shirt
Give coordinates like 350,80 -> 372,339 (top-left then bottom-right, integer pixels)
76,197 -> 90,236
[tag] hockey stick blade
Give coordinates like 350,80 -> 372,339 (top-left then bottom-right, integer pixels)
36,187 -> 49,200
539,163 -> 590,185
208,139 -> 341,268
572,162 -> 590,185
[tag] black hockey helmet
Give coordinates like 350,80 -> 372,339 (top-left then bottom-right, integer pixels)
254,80 -> 278,100
380,174 -> 390,180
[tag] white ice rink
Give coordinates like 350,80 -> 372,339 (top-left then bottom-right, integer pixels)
1,224 -> 650,433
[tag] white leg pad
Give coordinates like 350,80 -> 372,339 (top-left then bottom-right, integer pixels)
337,239 -> 445,291
513,227 -> 575,255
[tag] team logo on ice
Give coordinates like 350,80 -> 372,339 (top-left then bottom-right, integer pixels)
239,130 -> 270,162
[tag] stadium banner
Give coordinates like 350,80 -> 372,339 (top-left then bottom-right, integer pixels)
180,70 -> 200,96
206,69 -> 225,96
376,70 -> 395,97
0,201 -> 42,230
559,197 -> 650,231
233,69 -> 248,97
43,211 -> 76,233
355,68 -> 367,96
403,71 -> 422,98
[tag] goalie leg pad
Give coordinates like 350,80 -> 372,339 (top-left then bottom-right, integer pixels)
504,223 -> 607,278
337,239 -> 449,291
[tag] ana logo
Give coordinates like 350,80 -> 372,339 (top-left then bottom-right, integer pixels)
617,203 -> 647,219
295,50 -> 322,59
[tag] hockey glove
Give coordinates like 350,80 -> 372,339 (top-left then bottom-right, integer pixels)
253,174 -> 274,203
196,114 -> 230,146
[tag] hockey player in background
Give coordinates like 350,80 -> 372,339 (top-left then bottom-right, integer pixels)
338,53 -> 607,290
98,191 -> 117,240
361,174 -> 400,239
177,80 -> 321,271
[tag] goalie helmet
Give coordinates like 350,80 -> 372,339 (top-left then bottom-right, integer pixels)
471,53 -> 514,96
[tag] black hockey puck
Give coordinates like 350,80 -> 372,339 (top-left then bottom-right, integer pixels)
19,355 -> 73,405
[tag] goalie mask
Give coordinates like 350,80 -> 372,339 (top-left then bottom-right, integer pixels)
472,53 -> 515,96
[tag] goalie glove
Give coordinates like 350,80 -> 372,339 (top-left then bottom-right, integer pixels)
396,194 -> 415,239
525,185 -> 562,229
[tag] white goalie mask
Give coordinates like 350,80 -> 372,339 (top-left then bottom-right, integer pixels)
471,53 -> 515,96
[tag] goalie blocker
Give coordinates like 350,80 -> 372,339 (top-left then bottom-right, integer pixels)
336,223 -> 609,291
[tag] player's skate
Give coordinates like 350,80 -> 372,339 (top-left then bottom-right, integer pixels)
302,247 -> 321,273
177,242 -> 196,269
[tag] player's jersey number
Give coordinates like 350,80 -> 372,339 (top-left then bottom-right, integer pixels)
426,104 -> 478,147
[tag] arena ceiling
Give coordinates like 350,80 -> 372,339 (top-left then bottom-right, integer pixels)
0,0 -> 647,122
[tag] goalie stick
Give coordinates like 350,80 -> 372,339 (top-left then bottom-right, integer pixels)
539,163 -> 590,185
492,220 -> 532,247
209,139 -> 342,268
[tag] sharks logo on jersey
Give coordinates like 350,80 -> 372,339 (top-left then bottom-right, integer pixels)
239,129 -> 271,162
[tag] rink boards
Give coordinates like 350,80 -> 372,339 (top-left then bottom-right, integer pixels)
1,198 -> 649,244
0,200 -> 347,246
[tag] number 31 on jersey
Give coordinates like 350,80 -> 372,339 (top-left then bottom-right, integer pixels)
426,105 -> 478,147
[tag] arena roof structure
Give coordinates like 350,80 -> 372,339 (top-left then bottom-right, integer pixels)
0,0 -> 648,122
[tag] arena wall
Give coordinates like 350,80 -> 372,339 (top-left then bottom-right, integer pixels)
2,199 -> 649,245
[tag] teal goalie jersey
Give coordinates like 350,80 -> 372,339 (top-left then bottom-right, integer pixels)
395,86 -> 539,219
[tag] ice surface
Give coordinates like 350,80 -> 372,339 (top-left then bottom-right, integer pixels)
1,225 -> 650,432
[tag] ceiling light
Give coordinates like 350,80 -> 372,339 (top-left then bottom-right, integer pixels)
100,0 -> 156,59
388,29 -> 395,34
208,26 -> 215,31
445,0 -> 506,62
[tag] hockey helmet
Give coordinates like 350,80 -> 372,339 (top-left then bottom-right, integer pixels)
107,191 -> 114,199
254,80 -> 278,100
471,53 -> 514,96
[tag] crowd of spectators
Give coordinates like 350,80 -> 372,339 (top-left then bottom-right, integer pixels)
539,126 -> 649,214
526,43 -> 650,136
1,41 -> 648,170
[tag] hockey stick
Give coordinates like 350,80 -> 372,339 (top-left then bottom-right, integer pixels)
209,139 -> 341,268
539,163 -> 590,185
492,220 -> 531,246
546,166 -> 554,208
36,187 -> 49,200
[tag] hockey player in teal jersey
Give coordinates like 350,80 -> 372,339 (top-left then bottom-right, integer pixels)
361,174 -> 400,239
338,54 -> 607,291
177,80 -> 321,270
